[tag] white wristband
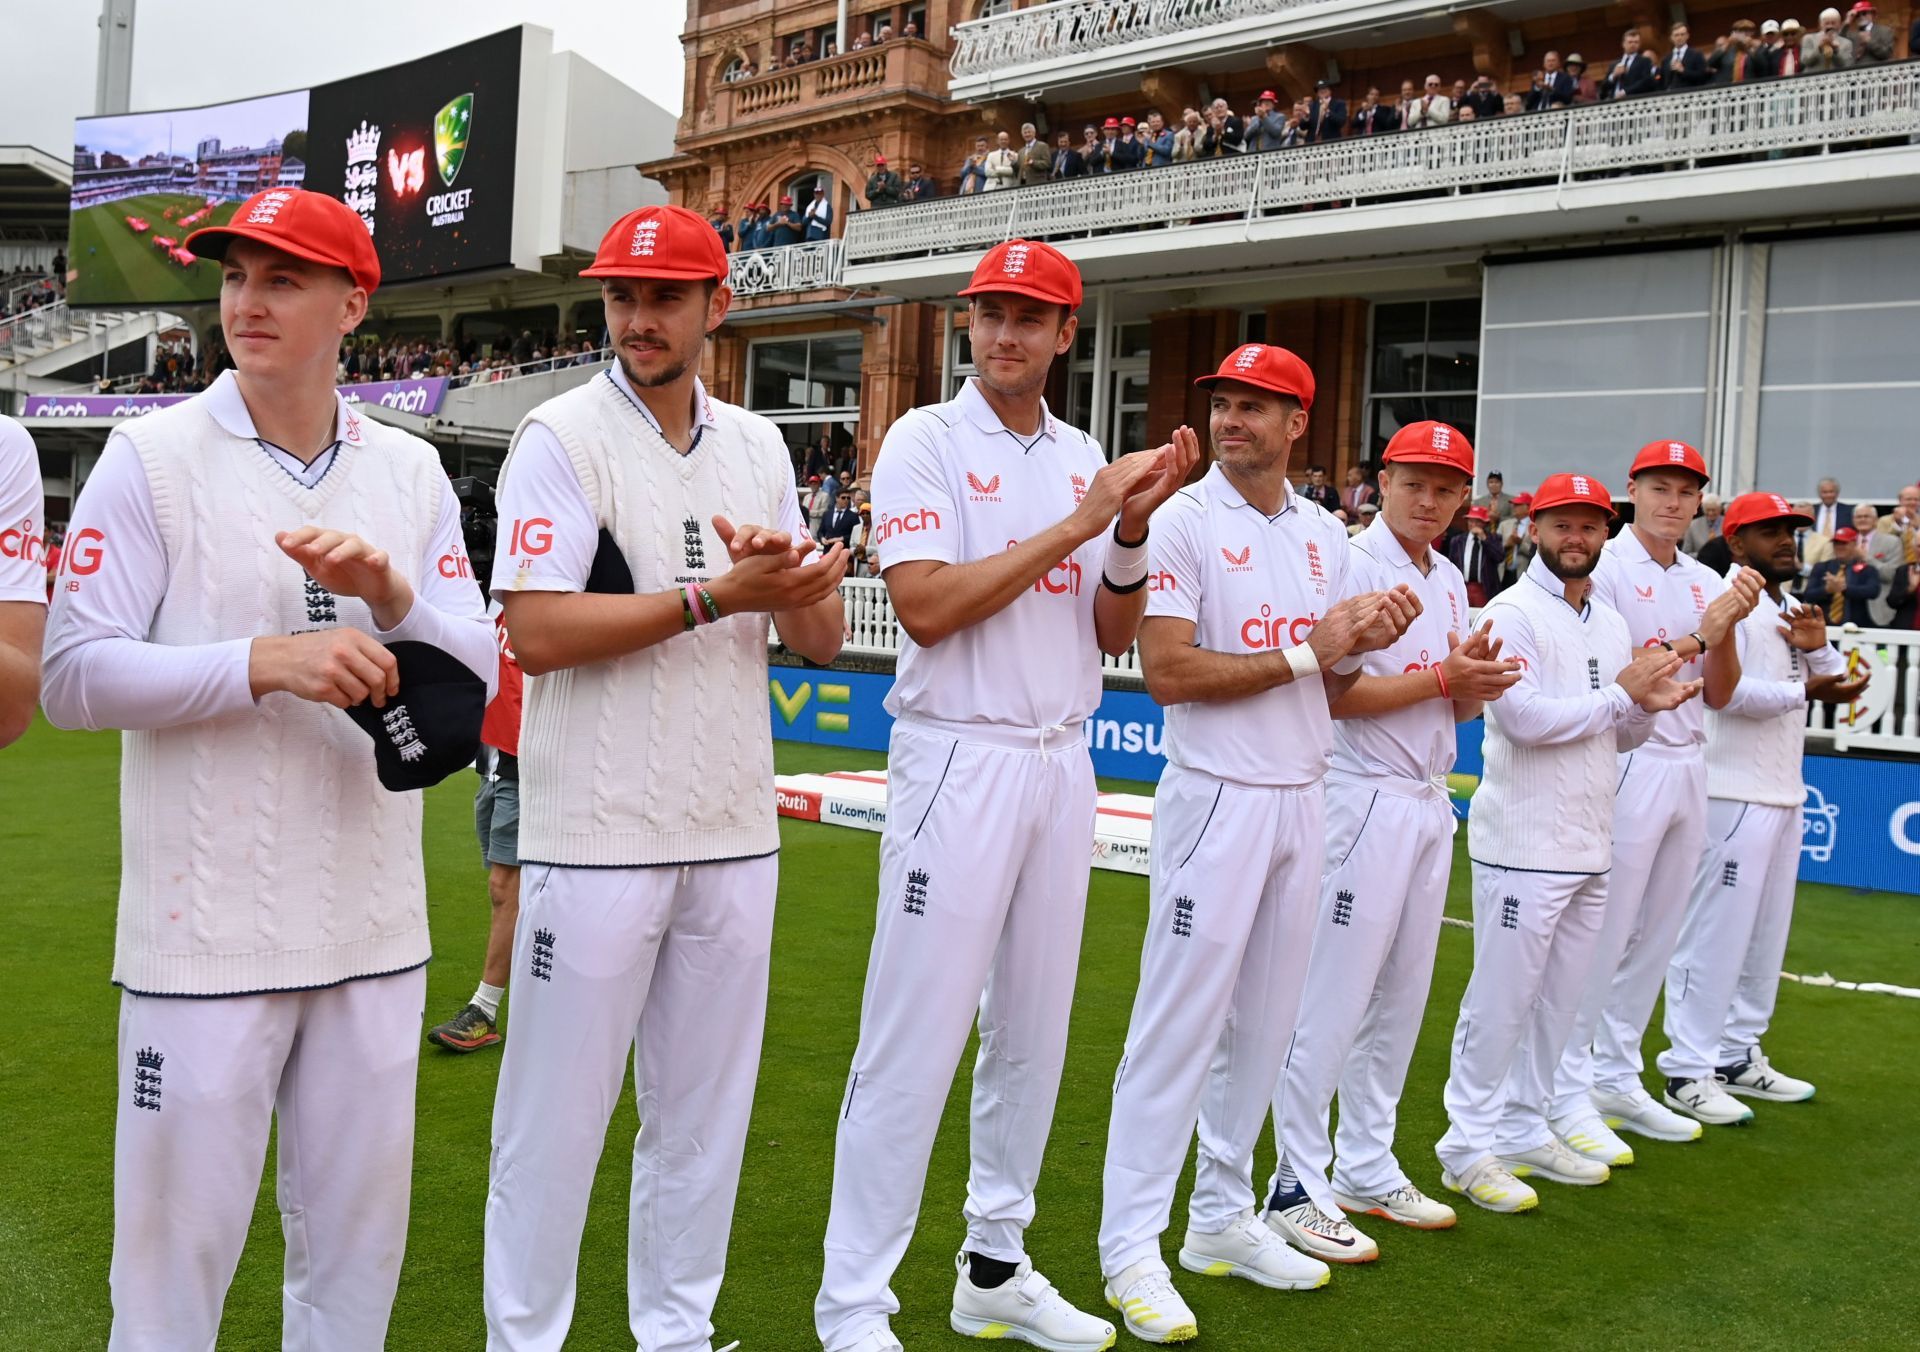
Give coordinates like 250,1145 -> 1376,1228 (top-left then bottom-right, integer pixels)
1284,642 -> 1320,681
1104,534 -> 1150,589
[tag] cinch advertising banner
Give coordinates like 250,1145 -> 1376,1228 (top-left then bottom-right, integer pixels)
19,377 -> 449,421
772,676 -> 1919,897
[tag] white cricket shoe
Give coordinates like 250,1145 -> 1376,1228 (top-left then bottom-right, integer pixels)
1440,1157 -> 1538,1214
1264,1189 -> 1379,1263
1719,1048 -> 1816,1102
1664,1075 -> 1756,1126
1499,1136 -> 1612,1186
1550,1113 -> 1636,1167
1333,1183 -> 1458,1231
1102,1260 -> 1198,1345
1590,1086 -> 1704,1142
949,1251 -> 1116,1351
1177,1209 -> 1331,1290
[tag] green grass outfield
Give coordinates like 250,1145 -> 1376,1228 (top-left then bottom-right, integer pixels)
4,716 -> 1917,1350
66,194 -> 239,308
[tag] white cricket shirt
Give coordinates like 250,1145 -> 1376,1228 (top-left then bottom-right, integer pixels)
1147,463 -> 1353,788
1330,514 -> 1472,786
1589,524 -> 1725,752
0,415 -> 45,604
873,378 -> 1109,729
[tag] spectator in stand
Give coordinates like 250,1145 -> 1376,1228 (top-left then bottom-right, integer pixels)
1878,485 -> 1920,563
1018,123 -> 1052,186
708,204 -> 734,253
1088,118 -> 1117,171
848,502 -> 876,577
1855,501 -> 1908,625
1300,464 -> 1341,513
1051,132 -> 1087,180
1682,492 -> 1724,555
1247,90 -> 1289,151
958,136 -> 990,194
1811,478 -> 1852,537
875,22 -> 895,42
1662,23 -> 1714,90
787,35 -> 813,65
983,131 -> 1018,191
1397,79 -> 1420,127
1452,78 -> 1471,106
1792,500 -> 1834,579
850,30 -> 871,51
1565,52 -> 1598,100
1503,92 -> 1527,116
1602,29 -> 1661,98
1801,527 -> 1882,623
1461,75 -> 1504,119
1803,8 -> 1855,69
804,185 -> 833,242
1351,87 -> 1400,134
1843,2 -> 1895,62
866,155 -> 904,207
1350,501 -> 1379,537
1139,110 -> 1174,167
769,195 -> 804,247
903,20 -> 920,40
1455,106 -> 1478,123
1281,101 -> 1312,147
1476,470 -> 1511,523
1407,74 -> 1453,128
803,474 -> 831,536
1308,81 -> 1348,140
1528,51 -> 1578,109
1710,20 -> 1774,83
1448,506 -> 1504,605
1202,98 -> 1244,155
1113,117 -> 1145,171
744,202 -> 773,250
1172,110 -> 1203,162
1774,19 -> 1810,74
1341,463 -> 1376,516
1499,491 -> 1535,583
51,249 -> 66,278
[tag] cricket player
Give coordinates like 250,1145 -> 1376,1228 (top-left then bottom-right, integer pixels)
1097,346 -> 1419,1344
1264,421 -> 1523,1267
0,413 -> 46,747
1660,493 -> 1865,1123
1435,472 -> 1701,1215
1544,441 -> 1764,1158
39,187 -> 497,1349
815,239 -> 1196,1352
482,205 -> 847,1352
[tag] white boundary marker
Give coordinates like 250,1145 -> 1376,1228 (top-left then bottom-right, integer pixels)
778,769 -> 1919,1000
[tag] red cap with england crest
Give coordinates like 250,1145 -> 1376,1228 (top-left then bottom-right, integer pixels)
582,205 -> 729,282
959,239 -> 1083,310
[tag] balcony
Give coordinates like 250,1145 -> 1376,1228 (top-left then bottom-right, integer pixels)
728,240 -> 846,298
683,39 -> 951,146
842,63 -> 1920,296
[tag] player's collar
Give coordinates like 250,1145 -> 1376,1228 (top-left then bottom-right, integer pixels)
1207,462 -> 1296,521
1524,550 -> 1592,617
1360,511 -> 1424,569
957,377 -> 1059,444
204,369 -> 365,449
605,364 -> 718,438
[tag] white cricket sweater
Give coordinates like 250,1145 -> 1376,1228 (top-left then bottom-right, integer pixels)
1705,587 -> 1845,808
503,375 -> 791,867
111,397 -> 444,996
1469,555 -> 1652,874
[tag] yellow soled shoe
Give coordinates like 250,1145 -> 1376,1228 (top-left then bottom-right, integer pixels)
1103,1260 -> 1198,1345
1441,1157 -> 1540,1213
950,1250 -> 1117,1350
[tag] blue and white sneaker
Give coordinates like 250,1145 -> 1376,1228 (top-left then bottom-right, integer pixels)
1718,1047 -> 1816,1102
1263,1185 -> 1378,1263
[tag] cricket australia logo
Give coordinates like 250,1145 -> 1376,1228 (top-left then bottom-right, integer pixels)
966,472 -> 1002,502
683,515 -> 706,572
531,928 -> 556,981
381,704 -> 427,763
1331,889 -> 1354,927
903,868 -> 930,916
1171,894 -> 1195,938
303,575 -> 337,625
1500,894 -> 1520,930
132,1046 -> 164,1112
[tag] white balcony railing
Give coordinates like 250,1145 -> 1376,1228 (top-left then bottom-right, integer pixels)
827,574 -> 1920,754
844,61 -> 1920,265
950,0 -> 1315,79
728,240 -> 845,298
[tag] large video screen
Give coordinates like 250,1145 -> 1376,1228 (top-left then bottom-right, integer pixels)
304,28 -> 521,287
66,27 -> 523,307
68,90 -> 311,307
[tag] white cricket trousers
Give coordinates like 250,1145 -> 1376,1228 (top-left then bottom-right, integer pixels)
108,966 -> 426,1352
816,715 -> 1095,1352
484,855 -> 778,1352
1549,748 -> 1708,1120
1270,773 -> 1454,1218
1099,766 -> 1324,1274
1659,799 -> 1801,1082
1436,864 -> 1608,1176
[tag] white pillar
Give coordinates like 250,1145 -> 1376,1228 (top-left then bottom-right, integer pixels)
1089,286 -> 1114,454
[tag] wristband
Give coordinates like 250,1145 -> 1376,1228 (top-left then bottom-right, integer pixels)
697,584 -> 724,622
1658,639 -> 1675,654
1284,643 -> 1320,682
1690,630 -> 1707,653
1433,662 -> 1451,699
681,589 -> 699,632
1104,526 -> 1150,590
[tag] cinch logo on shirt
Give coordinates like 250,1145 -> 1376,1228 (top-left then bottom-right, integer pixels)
876,507 -> 940,544
1220,545 -> 1253,572
1240,604 -> 1317,650
1401,648 -> 1439,673
437,551 -> 473,579
1147,569 -> 1177,591
1034,553 -> 1082,595
965,472 -> 1002,502
509,517 -> 553,556
0,517 -> 42,564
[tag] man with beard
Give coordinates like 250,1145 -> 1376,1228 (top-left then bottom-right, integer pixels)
483,205 -> 849,1352
1660,494 -> 1866,1123
1097,348 -> 1417,1341
815,239 -> 1196,1352
1545,443 -> 1765,1154
1435,472 -> 1702,1215
1264,422 -> 1521,1267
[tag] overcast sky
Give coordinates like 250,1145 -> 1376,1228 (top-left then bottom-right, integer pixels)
0,1 -> 688,161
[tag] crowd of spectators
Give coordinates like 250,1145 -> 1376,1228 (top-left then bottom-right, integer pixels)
723,17 -> 921,81
2,262 -> 63,319
335,330 -> 607,388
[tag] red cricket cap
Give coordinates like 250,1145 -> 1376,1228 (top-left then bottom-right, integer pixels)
959,238 -> 1082,310
1629,438 -> 1710,483
582,205 -> 729,282
1103,116 -> 1121,128
874,154 -> 888,164
1832,526 -> 1861,543
1531,471 -> 1617,517
1259,89 -> 1279,102
1511,491 -> 1534,506
185,188 -> 380,294
780,195 -> 794,206
1466,505 -> 1491,522
1722,491 -> 1811,536
1121,116 -> 1137,126
1193,343 -> 1315,411
1382,419 -> 1473,476
1850,1 -> 1875,12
